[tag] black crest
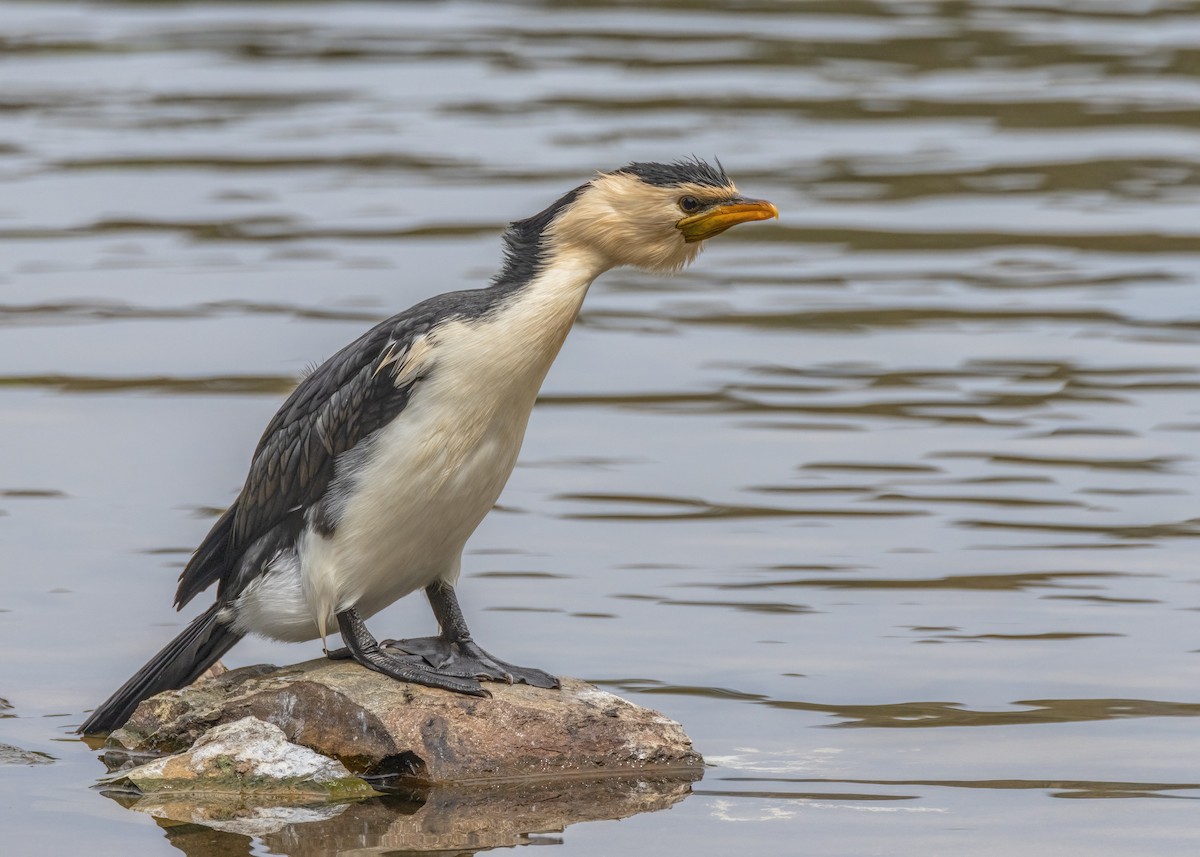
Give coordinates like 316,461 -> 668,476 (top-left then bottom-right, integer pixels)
617,157 -> 730,189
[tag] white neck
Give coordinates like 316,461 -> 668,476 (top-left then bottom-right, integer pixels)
502,245 -> 609,360
431,245 -> 610,407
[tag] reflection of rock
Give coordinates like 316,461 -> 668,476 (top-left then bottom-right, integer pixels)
111,775 -> 696,853
101,717 -> 379,801
110,789 -> 353,839
104,659 -> 702,783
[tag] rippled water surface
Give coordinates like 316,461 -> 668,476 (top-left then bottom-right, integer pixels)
2,1 -> 1200,854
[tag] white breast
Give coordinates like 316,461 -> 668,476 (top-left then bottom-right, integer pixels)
240,259 -> 598,645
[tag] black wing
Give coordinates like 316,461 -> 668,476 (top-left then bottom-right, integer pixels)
174,299 -> 454,609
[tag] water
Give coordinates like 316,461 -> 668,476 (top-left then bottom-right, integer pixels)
2,0 -> 1199,853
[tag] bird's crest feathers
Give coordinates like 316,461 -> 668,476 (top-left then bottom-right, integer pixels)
613,157 -> 731,189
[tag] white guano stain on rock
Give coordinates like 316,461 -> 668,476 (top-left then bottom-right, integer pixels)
102,716 -> 379,798
186,717 -> 347,781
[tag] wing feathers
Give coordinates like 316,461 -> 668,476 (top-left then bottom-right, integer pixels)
177,309 -> 447,607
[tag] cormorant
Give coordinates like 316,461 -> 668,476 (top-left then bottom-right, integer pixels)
78,158 -> 777,734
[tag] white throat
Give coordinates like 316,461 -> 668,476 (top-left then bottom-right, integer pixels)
496,248 -> 605,369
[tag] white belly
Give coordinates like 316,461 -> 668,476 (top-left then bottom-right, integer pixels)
232,391 -> 531,644
304,382 -> 530,634
231,263 -> 593,644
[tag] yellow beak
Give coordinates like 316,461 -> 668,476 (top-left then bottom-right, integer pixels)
676,197 -> 779,244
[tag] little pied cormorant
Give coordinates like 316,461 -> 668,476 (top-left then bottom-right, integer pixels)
79,158 -> 777,734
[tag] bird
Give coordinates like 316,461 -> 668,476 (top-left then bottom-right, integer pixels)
78,158 -> 778,734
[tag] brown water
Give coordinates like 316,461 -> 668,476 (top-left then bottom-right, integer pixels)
2,0 -> 1199,854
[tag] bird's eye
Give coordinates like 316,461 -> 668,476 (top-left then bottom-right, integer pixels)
678,195 -> 701,213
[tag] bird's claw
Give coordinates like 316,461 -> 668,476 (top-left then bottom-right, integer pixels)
381,635 -> 558,689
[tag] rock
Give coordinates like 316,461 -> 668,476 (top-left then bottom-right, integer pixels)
97,663 -> 702,845
103,658 -> 703,784
0,742 -> 54,766
101,716 -> 379,800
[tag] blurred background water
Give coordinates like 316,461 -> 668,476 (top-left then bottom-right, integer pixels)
2,0 -> 1199,854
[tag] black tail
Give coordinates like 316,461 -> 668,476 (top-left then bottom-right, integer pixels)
78,603 -> 243,735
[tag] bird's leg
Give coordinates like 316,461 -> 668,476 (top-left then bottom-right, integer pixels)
335,607 -> 487,696
382,582 -> 559,689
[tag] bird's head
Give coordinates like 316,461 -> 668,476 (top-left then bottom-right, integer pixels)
542,158 -> 778,275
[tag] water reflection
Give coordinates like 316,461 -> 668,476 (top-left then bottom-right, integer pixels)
701,570 -> 1131,591
712,777 -> 1200,801
108,776 -> 694,855
602,681 -> 1200,729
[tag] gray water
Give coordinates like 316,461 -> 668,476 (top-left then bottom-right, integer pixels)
2,1 -> 1199,854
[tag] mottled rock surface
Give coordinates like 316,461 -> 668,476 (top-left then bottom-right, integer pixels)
102,717 -> 378,799
104,658 -> 703,784
0,742 -> 54,766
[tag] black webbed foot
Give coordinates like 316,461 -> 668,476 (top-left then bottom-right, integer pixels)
335,608 -> 488,697
379,581 -> 560,689
381,635 -> 559,688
